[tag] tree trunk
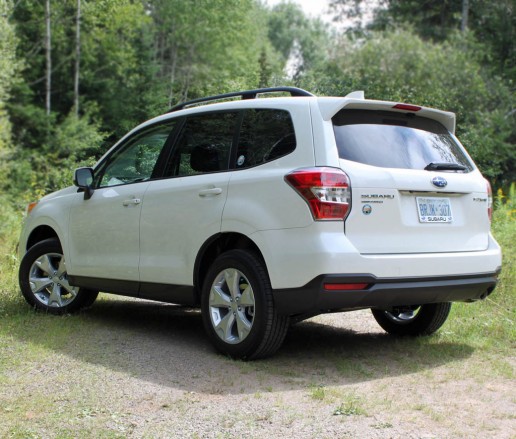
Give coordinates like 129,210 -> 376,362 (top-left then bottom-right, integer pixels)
461,0 -> 469,32
167,45 -> 178,107
45,0 -> 51,116
74,0 -> 81,116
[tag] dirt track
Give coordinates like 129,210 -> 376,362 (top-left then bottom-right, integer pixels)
2,297 -> 515,438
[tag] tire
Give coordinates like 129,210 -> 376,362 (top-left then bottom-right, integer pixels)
19,238 -> 98,314
201,250 -> 289,360
371,302 -> 452,336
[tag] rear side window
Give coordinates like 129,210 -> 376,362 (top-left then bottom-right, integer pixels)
164,111 -> 238,177
333,110 -> 473,171
235,109 -> 296,169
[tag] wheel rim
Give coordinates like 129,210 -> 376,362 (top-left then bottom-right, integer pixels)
28,252 -> 78,308
383,308 -> 420,324
208,268 -> 255,345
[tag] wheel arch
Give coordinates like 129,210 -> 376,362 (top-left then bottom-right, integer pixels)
194,232 -> 266,304
25,225 -> 60,253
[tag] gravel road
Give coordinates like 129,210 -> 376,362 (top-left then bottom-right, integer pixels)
1,297 -> 514,438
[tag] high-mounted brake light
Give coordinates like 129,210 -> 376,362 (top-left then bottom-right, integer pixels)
486,179 -> 493,223
393,103 -> 421,112
285,167 -> 351,220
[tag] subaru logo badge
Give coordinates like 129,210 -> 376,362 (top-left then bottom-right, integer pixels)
432,176 -> 447,188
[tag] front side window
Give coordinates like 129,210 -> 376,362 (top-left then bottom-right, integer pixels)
96,122 -> 176,187
333,110 -> 473,171
236,109 -> 296,169
164,112 -> 238,177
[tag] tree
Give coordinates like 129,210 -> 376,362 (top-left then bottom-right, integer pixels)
267,1 -> 331,79
0,0 -> 19,152
74,0 -> 80,116
461,0 -> 469,32
330,0 -> 516,78
45,0 -> 51,116
148,0 -> 264,105
301,30 -> 515,186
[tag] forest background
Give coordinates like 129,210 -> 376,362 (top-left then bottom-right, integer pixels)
0,0 -> 514,205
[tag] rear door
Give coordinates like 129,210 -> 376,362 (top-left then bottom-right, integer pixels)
139,111 -> 238,287
331,109 -> 490,254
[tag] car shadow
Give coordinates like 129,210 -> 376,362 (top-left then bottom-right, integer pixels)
10,297 -> 475,395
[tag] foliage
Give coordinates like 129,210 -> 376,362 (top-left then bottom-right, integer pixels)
2,109 -> 105,204
147,0 -> 266,106
1,0 -> 514,195
299,29 -> 515,186
330,0 -> 515,79
267,1 -> 331,78
493,183 -> 516,230
0,0 -> 20,152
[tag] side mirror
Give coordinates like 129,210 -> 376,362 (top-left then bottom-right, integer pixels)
74,167 -> 94,200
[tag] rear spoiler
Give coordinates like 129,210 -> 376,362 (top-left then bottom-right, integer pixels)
317,94 -> 456,134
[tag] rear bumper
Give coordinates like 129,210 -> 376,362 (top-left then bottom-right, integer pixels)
273,270 -> 500,316
253,224 -> 502,290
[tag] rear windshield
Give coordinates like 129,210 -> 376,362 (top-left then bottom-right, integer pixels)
332,110 -> 473,171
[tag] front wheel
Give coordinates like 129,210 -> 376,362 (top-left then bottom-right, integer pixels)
201,250 -> 289,360
371,303 -> 452,336
19,238 -> 98,314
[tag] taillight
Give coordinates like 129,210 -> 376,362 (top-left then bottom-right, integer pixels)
285,167 -> 351,220
486,179 -> 493,222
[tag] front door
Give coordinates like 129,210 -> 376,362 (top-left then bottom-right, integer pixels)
68,121 -> 177,283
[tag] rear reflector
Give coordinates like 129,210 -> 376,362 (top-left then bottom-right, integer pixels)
393,103 -> 421,112
486,179 -> 493,223
285,167 -> 351,221
324,283 -> 369,291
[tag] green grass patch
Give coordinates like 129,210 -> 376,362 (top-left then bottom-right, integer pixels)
333,392 -> 366,416
309,384 -> 326,400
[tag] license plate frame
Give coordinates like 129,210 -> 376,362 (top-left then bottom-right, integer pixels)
416,197 -> 453,223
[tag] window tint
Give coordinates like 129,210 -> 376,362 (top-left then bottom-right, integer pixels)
164,112 -> 237,177
236,109 -> 296,169
96,122 -> 176,187
333,110 -> 473,171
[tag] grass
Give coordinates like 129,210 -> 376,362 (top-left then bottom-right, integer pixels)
333,393 -> 366,416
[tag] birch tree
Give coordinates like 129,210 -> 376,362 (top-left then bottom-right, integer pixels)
45,0 -> 51,116
74,0 -> 80,116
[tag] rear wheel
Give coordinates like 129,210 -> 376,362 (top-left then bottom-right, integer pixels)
201,250 -> 289,360
19,238 -> 98,314
371,303 -> 452,336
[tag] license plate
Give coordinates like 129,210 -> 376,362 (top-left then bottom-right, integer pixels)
416,197 -> 453,223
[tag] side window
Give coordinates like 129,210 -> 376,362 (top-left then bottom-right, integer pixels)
164,112 -> 238,177
96,122 -> 176,187
236,109 -> 296,169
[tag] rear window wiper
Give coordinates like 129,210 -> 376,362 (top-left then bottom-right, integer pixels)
424,162 -> 468,171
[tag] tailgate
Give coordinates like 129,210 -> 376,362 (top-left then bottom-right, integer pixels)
331,108 -> 491,255
344,165 -> 490,254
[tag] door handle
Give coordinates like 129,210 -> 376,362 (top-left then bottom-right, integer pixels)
198,188 -> 223,197
122,198 -> 141,206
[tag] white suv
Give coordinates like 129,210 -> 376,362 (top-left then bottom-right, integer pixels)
18,87 -> 502,359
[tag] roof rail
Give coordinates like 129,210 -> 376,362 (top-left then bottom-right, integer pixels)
168,86 -> 315,113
